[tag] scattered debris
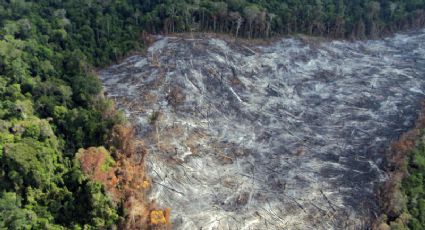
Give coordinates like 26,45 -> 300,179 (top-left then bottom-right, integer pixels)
100,30 -> 425,229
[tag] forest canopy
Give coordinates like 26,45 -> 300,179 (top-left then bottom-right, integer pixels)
142,0 -> 425,39
0,0 -> 425,229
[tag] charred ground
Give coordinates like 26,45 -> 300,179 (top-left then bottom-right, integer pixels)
100,30 -> 425,229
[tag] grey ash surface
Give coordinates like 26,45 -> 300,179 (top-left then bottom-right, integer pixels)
100,30 -> 425,229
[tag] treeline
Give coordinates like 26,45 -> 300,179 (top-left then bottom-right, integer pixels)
142,0 -> 425,39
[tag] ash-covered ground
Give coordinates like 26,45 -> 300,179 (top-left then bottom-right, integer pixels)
100,30 -> 425,229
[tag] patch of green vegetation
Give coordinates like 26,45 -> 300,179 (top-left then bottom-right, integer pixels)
0,1 -> 128,227
99,147 -> 116,172
382,132 -> 425,229
401,135 -> 425,229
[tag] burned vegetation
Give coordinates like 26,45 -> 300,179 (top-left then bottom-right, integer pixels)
100,30 -> 425,229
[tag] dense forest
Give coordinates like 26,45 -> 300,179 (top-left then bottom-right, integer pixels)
0,0 -> 425,229
143,0 -> 425,39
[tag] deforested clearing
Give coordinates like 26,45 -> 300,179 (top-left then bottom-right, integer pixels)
100,30 -> 425,229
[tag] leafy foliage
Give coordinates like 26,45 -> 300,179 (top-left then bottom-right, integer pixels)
380,130 -> 425,229
402,136 -> 425,229
142,0 -> 425,39
0,1 -> 128,228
